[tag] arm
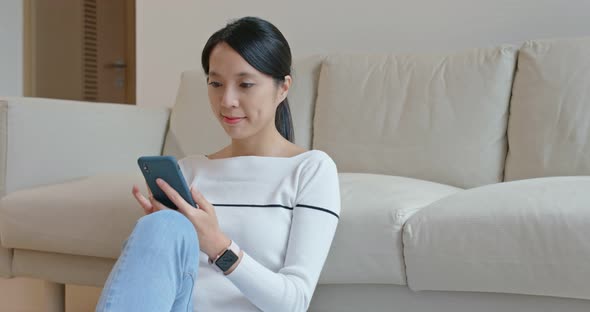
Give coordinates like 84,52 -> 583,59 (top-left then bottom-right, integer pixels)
0,97 -> 170,195
225,156 -> 341,311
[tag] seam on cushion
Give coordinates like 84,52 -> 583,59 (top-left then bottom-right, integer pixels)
310,55 -> 328,149
2,246 -> 14,278
0,101 -> 10,278
502,48 -> 521,182
400,222 -> 410,286
0,100 -> 8,197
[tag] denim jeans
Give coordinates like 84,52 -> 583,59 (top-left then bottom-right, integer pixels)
96,210 -> 200,312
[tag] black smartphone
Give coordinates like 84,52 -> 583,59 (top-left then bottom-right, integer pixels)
137,155 -> 198,210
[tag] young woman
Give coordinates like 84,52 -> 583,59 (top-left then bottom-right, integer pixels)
96,16 -> 340,312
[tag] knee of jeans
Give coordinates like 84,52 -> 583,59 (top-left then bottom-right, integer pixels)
137,210 -> 199,247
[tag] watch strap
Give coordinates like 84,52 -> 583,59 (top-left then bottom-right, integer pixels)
208,240 -> 240,273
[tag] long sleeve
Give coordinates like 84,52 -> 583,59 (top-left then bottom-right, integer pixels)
225,156 -> 341,311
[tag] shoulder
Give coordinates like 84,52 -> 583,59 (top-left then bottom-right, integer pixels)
299,150 -> 338,180
303,149 -> 336,165
295,150 -> 341,215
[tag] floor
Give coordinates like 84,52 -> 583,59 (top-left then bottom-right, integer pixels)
0,277 -> 101,312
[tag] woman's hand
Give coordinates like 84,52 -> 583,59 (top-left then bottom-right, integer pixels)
131,179 -> 231,259
132,183 -> 158,215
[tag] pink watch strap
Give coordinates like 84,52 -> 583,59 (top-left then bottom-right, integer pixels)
208,240 -> 240,272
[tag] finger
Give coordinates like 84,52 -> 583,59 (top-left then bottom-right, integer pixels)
132,185 -> 153,214
149,195 -> 171,211
191,187 -> 212,213
156,178 -> 191,211
175,192 -> 192,215
188,186 -> 200,210
132,185 -> 151,208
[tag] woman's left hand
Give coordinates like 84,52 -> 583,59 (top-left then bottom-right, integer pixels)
150,178 -> 231,259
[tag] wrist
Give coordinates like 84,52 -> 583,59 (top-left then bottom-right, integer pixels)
208,233 -> 231,259
208,239 -> 242,274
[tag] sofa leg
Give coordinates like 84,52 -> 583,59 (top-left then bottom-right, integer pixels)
43,281 -> 65,312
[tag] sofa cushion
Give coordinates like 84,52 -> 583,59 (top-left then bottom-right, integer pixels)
313,46 -> 517,188
0,173 -> 145,259
288,55 -> 325,149
162,55 -> 324,158
505,37 -> 590,181
12,249 -> 114,286
0,97 -> 170,195
0,171 -> 460,286
403,176 -> 590,300
160,71 -> 228,159
319,173 -> 460,285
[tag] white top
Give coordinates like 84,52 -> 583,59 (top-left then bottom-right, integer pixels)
178,149 -> 341,312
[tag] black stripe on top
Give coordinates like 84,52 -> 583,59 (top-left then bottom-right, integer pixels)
212,203 -> 339,219
296,204 -> 340,219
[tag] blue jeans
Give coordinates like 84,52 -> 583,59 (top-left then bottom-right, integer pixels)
96,210 -> 200,312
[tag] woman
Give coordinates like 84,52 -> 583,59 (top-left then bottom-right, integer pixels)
96,16 -> 340,312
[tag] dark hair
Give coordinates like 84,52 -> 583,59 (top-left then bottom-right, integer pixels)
201,16 -> 294,142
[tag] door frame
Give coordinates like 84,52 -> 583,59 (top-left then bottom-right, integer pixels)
23,0 -> 34,97
124,0 -> 135,104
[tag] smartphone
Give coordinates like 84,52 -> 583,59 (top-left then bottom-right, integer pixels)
137,155 -> 197,210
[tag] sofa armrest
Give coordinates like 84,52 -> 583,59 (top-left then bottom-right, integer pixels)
0,97 -> 170,195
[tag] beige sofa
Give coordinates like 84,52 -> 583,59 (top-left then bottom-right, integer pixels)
1,37 -> 590,312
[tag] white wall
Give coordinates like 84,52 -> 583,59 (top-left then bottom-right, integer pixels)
137,0 -> 590,108
0,1 -> 23,96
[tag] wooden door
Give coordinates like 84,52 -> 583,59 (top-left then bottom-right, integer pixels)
26,0 -> 135,104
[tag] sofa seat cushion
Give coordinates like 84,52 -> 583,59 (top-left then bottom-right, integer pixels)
320,173 -> 460,285
403,176 -> 590,300
0,173 -> 145,259
0,171 -> 461,286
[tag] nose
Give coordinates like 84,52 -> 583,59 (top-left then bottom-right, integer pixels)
221,87 -> 239,108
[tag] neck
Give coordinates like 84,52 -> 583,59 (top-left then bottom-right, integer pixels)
229,127 -> 287,157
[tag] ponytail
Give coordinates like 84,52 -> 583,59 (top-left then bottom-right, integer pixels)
275,98 -> 294,142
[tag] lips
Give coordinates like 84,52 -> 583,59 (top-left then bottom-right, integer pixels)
223,115 -> 245,124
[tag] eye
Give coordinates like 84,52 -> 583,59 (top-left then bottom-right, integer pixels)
208,81 -> 222,88
240,82 -> 255,89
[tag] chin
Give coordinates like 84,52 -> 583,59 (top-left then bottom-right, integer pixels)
222,127 -> 251,140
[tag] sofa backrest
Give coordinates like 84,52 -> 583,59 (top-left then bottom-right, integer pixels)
313,47 -> 517,188
164,47 -> 518,189
162,56 -> 324,158
504,37 -> 590,181
162,71 -> 226,158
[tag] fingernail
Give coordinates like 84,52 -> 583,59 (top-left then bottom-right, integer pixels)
156,178 -> 163,185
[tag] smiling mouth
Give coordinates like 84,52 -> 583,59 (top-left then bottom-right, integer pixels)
223,116 -> 245,124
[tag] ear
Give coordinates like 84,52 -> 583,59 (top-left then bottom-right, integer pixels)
278,75 -> 292,102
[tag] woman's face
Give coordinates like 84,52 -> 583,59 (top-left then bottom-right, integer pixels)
206,42 -> 290,141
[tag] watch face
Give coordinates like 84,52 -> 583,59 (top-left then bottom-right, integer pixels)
215,250 -> 239,272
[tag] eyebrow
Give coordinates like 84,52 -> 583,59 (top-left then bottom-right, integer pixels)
209,71 -> 256,78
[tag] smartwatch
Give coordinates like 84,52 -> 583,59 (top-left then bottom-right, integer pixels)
208,240 -> 241,274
